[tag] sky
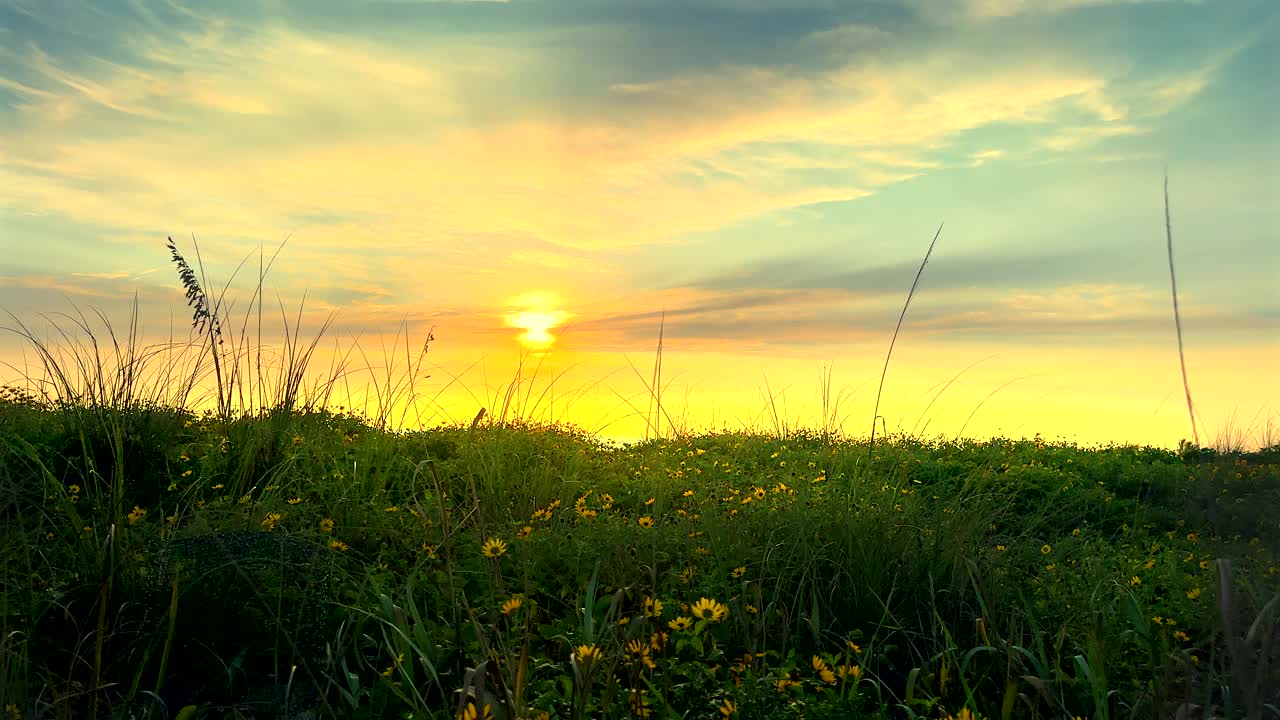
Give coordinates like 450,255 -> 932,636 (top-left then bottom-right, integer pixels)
1,0 -> 1277,448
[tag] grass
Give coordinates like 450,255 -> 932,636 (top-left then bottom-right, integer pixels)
1,193 -> 1277,719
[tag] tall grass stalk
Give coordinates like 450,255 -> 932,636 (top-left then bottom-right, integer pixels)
870,223 -> 943,455
1163,171 -> 1200,449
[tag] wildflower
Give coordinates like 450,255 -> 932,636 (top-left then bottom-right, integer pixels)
1041,544 -> 1052,555
744,604 -> 759,614
381,653 -> 404,677
644,596 -> 664,618
1130,575 -> 1142,588
679,567 -> 695,585
812,655 -> 836,684
457,703 -> 493,720
731,566 -> 746,579
329,539 -> 349,551
1187,532 -> 1198,543
260,512 -> 283,531
422,544 -> 438,559
650,631 -> 668,651
482,537 -> 507,558
638,515 -> 655,529
995,544 -> 1007,552
1174,630 -> 1190,642
287,497 -> 302,505
626,640 -> 656,669
668,616 -> 693,631
127,506 -> 146,525
501,596 -> 523,616
600,494 -> 614,509
690,597 -> 729,622
1045,564 -> 1056,572
1199,559 -> 1211,570
837,664 -> 861,680
1186,587 -> 1201,600
384,506 -> 399,513
628,689 -> 653,717
682,489 -> 695,497
718,699 -> 737,717
531,508 -> 551,522
517,525 -> 532,539
1152,616 -> 1164,625
846,640 -> 862,653
211,483 -> 225,490
575,644 -> 603,665
317,517 -> 336,533
178,454 -> 189,462
752,486 -> 766,499
1072,527 -> 1082,537
181,469 -> 193,478
775,673 -> 800,693
167,482 -> 178,492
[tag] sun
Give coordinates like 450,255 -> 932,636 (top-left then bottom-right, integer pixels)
504,293 -> 569,349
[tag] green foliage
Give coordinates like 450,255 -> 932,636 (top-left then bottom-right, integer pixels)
1,397 -> 1277,719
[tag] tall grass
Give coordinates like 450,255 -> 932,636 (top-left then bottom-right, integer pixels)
1,176 -> 1277,719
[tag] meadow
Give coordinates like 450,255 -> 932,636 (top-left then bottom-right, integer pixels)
1,224 -> 1277,720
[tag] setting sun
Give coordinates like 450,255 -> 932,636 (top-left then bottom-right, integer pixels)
504,293 -> 569,349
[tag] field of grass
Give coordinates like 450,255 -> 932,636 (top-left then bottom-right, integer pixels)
1,388 -> 1278,720
2,210 -> 1277,719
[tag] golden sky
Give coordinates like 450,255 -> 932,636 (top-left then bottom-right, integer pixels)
1,0 -> 1276,447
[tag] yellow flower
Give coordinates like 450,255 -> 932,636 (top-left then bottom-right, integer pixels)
995,544 -> 1007,552
752,486 -> 766,499
575,644 -> 603,664
718,699 -> 737,717
846,640 -> 862,654
287,497 -> 302,505
181,469 -> 193,478
644,596 -> 664,617
638,515 -> 655,529
775,673 -> 800,693
947,709 -> 984,720
730,566 -> 746,579
1072,527 -> 1081,537
319,518 -> 335,533
457,702 -> 493,720
1144,559 -> 1155,570
501,596 -> 523,616
690,597 -> 729,622
329,539 -> 349,551
628,689 -> 653,717
812,655 -> 836,684
1129,575 -> 1142,587
127,506 -> 146,525
422,543 -> 438,559
682,489 -> 695,497
517,525 -> 533,539
645,497 -> 656,506
1174,630 -> 1190,642
1186,587 -> 1201,600
649,631 -> 668,651
384,506 -> 399,513
744,604 -> 759,614
668,616 -> 693,631
260,512 -> 282,531
1199,559 -> 1211,570
481,537 -> 507,558
1041,544 -> 1052,555
837,664 -> 861,680
211,483 -> 225,490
